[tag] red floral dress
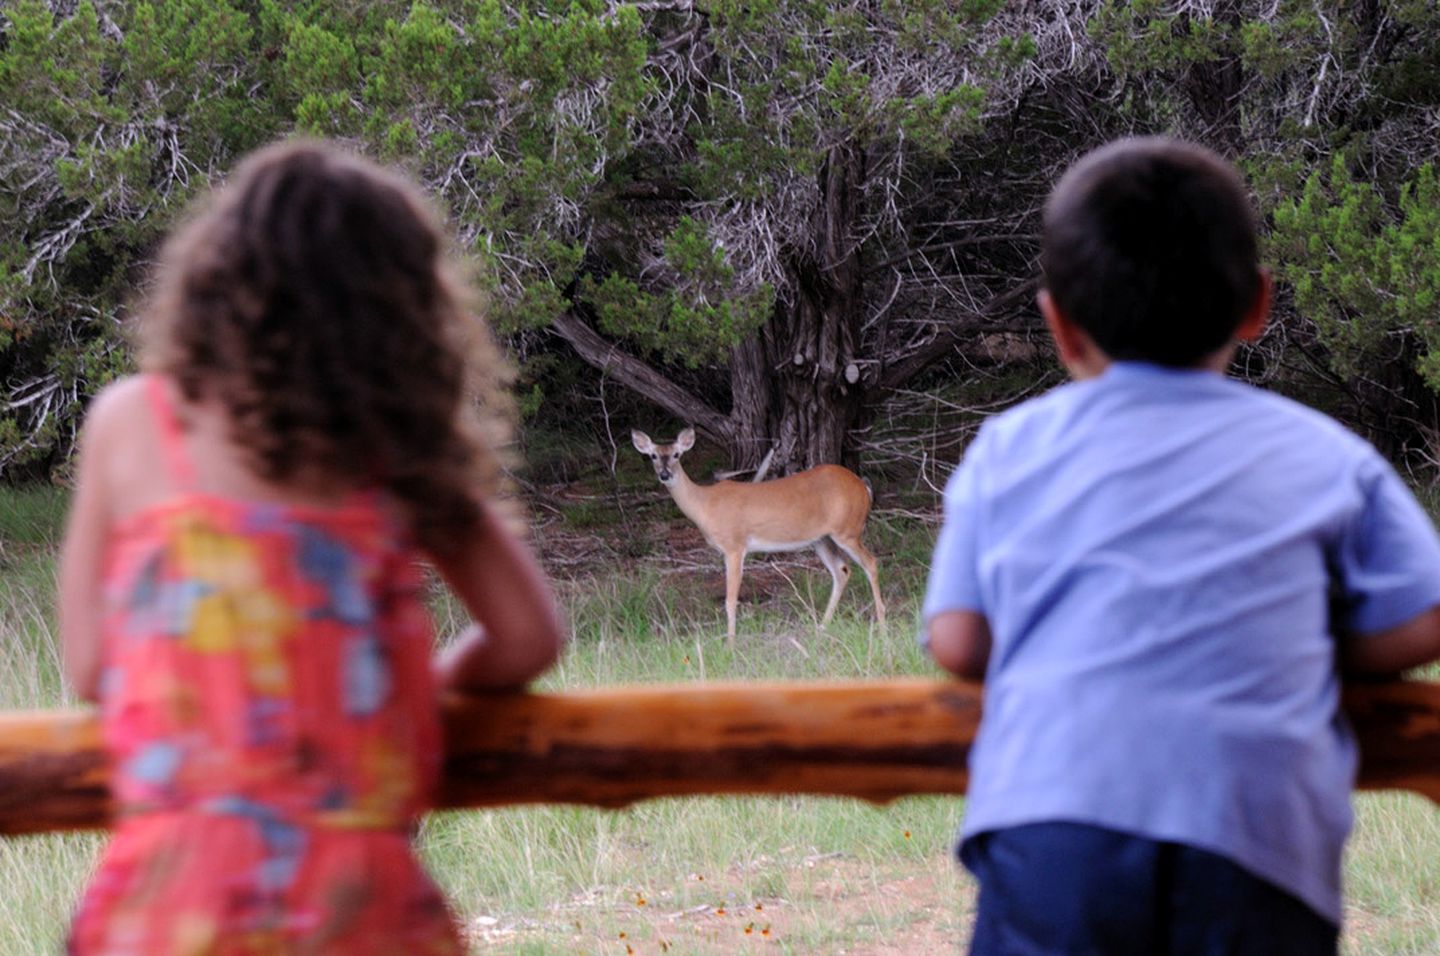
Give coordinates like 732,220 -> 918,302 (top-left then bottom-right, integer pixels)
68,377 -> 464,955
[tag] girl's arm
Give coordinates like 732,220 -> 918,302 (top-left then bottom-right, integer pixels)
58,396 -> 116,703
428,500 -> 566,692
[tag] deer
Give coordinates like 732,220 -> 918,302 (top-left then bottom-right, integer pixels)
631,427 -> 886,642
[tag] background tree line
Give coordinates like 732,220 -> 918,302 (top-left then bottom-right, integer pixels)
3,0 -> 1439,484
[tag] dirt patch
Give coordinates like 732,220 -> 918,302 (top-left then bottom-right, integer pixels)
464,853 -> 974,954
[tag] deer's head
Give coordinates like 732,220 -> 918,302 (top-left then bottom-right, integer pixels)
631,428 -> 695,486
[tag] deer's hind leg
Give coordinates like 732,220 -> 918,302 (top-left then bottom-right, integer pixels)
831,534 -> 886,627
814,537 -> 852,627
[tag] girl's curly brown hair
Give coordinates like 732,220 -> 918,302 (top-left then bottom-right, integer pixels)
139,139 -> 514,554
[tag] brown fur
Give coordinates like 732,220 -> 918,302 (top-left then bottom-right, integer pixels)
633,428 -> 885,640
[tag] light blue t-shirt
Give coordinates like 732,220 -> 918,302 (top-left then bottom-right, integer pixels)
923,361 -> 1440,925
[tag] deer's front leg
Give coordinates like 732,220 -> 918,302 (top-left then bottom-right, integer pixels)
723,549 -> 745,642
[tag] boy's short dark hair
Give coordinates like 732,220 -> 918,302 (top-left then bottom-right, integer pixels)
1041,137 -> 1261,367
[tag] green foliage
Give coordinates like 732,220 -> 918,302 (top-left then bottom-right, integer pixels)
0,0 -> 1033,476
1272,158 -> 1440,389
1090,0 -> 1346,93
1091,0 -> 1225,74
282,21 -> 360,133
0,0 -> 652,476
885,85 -> 987,158
585,218 -> 773,366
1077,0 -> 1440,459
331,1 -> 651,333
690,0 -> 1010,177
4,0 -> 1440,478
0,0 -> 267,477
586,0 -> 1023,410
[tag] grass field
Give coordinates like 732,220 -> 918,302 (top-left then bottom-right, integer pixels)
3,481 -> 1440,953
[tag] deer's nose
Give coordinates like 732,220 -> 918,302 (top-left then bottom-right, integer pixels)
658,466 -> 672,481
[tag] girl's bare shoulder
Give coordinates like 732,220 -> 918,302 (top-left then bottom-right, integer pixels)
74,375 -> 167,503
81,374 -> 156,438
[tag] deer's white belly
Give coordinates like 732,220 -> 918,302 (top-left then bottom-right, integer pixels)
747,536 -> 821,553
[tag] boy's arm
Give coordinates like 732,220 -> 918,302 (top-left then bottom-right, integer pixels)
1341,606 -> 1440,677
428,500 -> 567,693
1334,455 -> 1440,678
927,611 -> 992,680
922,430 -> 990,679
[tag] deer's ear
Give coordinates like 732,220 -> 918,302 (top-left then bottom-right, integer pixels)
631,430 -> 654,454
676,428 -> 696,452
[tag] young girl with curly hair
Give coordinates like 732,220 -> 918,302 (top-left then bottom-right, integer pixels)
59,139 -> 566,954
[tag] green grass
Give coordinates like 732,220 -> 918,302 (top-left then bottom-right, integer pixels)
0,833 -> 103,954
0,484 -> 71,710
419,574 -> 944,952
1344,793 -> 1440,950
0,548 -> 69,709
0,484 -> 89,953
0,483 -> 68,548
3,482 -> 1440,952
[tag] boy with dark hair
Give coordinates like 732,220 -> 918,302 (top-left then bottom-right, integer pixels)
923,137 -> 1440,954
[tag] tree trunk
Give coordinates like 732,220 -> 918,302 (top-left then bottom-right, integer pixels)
726,143 -> 868,473
727,334 -> 773,470
554,144 -> 872,475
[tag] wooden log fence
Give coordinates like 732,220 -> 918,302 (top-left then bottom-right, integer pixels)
1,678 -> 1438,837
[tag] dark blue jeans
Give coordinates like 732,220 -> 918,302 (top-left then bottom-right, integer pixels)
966,822 -> 1339,956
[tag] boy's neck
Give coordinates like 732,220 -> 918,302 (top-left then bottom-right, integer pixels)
1069,345 -> 1237,382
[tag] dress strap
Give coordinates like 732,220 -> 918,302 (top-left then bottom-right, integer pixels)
146,375 -> 197,491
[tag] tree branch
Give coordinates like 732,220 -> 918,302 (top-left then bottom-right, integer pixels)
875,278 -> 1041,393
865,233 -> 1040,277
611,178 -> 698,203
551,309 -> 732,443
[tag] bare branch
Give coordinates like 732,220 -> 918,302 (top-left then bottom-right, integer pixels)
551,309 -> 732,444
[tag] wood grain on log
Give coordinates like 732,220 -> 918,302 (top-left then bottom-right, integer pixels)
0,679 -> 1436,837
438,678 -> 976,809
0,710 -> 107,836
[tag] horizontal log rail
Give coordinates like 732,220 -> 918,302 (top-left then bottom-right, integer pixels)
0,678 -> 1437,837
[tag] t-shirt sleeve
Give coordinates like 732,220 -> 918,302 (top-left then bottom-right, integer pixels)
922,432 -> 988,623
1333,454 -> 1440,634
